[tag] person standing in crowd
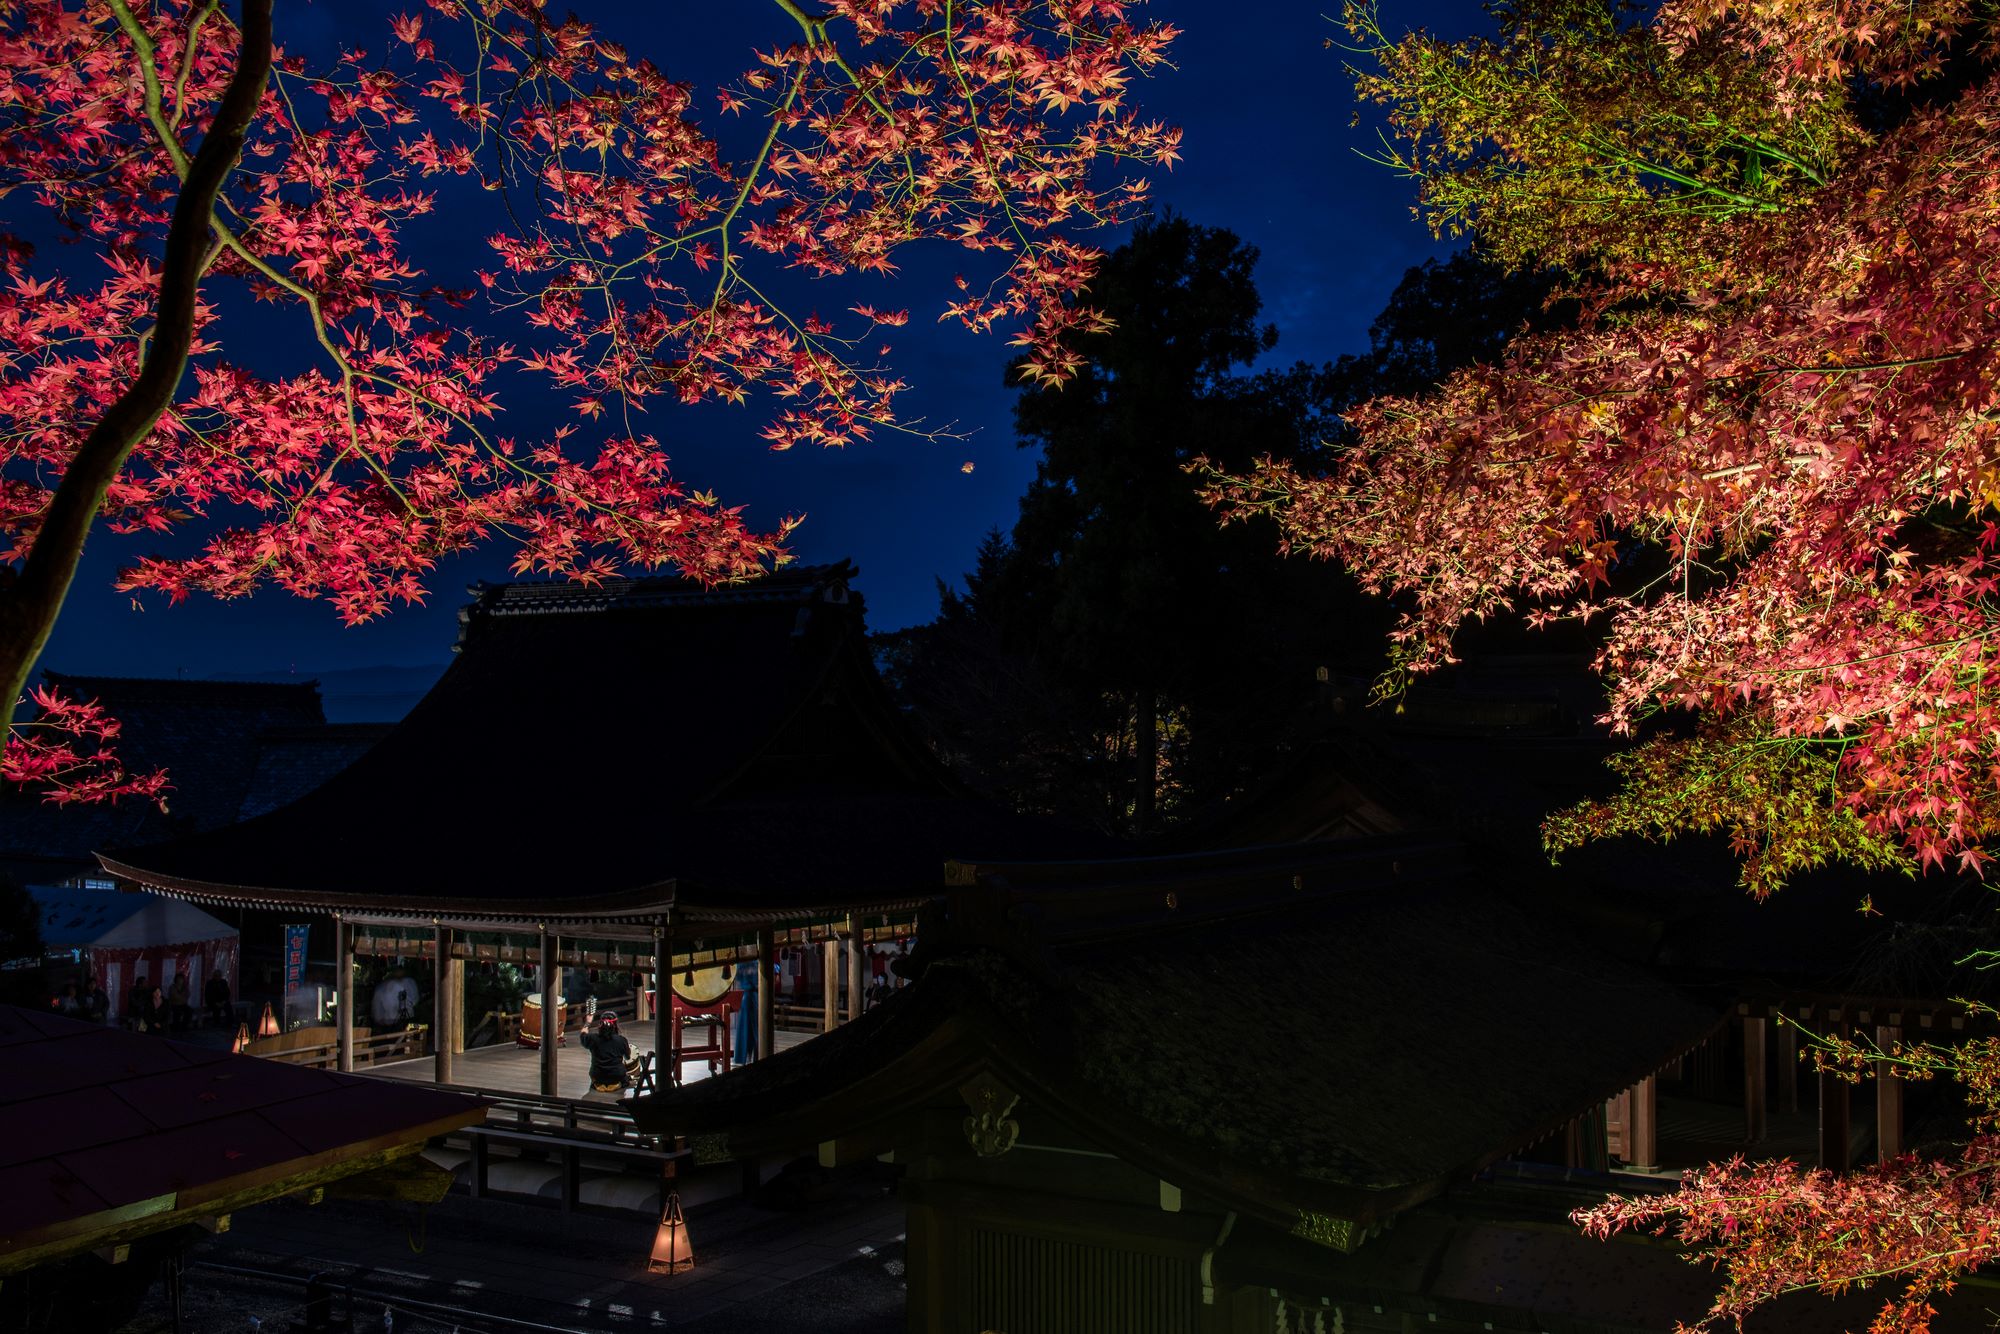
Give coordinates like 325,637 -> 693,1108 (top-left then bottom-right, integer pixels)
51,982 -> 79,1017
204,968 -> 232,1028
84,980 -> 108,1024
126,976 -> 154,1032
166,972 -> 192,1033
579,999 -> 633,1100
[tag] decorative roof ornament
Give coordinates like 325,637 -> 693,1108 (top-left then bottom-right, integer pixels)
959,1071 -> 1020,1158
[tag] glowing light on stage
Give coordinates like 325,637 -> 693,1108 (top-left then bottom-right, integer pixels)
257,1003 -> 279,1037
232,1023 -> 250,1054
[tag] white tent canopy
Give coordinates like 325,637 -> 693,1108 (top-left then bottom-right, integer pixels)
32,885 -> 238,1020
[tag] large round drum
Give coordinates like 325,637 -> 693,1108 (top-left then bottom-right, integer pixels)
518,992 -> 566,1048
671,965 -> 734,1006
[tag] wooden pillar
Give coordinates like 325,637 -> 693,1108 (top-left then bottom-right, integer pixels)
1743,1014 -> 1768,1144
433,924 -> 454,1087
755,926 -> 775,1063
1776,1015 -> 1799,1114
1876,1023 -> 1903,1162
1820,1018 -> 1851,1171
335,917 -> 354,1074
634,973 -> 651,1024
653,929 -> 668,1085
1627,1074 -> 1659,1171
448,940 -> 464,1056
821,936 -> 839,1034
539,929 -> 559,1099
846,915 -> 864,1023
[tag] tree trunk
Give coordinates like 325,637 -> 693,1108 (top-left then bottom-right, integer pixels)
1132,686 -> 1158,834
0,1 -> 272,739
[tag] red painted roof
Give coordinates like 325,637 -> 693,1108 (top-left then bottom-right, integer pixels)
0,1005 -> 483,1272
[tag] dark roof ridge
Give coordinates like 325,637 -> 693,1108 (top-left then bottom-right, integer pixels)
953,831 -> 1458,895
452,560 -> 859,650
41,670 -> 322,697
255,722 -> 395,741
908,835 -> 1466,970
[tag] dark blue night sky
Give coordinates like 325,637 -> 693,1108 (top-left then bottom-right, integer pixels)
40,1 -> 1489,695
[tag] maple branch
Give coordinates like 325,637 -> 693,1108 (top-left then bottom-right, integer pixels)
170,0 -> 225,133
112,7 -> 416,513
0,0 -> 272,732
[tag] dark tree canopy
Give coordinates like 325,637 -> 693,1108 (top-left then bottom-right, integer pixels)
883,234 -> 1563,835
1272,251 -> 1568,454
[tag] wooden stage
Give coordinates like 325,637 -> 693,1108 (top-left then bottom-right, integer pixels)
364,1027 -> 820,1100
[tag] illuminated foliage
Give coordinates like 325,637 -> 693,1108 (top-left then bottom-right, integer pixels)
1576,1020 -> 2000,1334
1196,4 -> 2000,1327
0,0 -> 1180,795
1198,0 -> 2000,884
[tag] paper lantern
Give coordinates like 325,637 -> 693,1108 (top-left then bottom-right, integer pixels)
231,1023 -> 250,1054
647,1192 -> 694,1275
257,1003 -> 279,1037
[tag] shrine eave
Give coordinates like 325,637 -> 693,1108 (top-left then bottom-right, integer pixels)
98,853 -> 934,937
95,854 -> 680,928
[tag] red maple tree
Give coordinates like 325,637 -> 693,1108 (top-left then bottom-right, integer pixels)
1196,2 -> 2000,1328
0,0 -> 1180,797
1200,0 -> 2000,895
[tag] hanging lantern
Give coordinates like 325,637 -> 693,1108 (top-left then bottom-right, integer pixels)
231,1023 -> 250,1054
257,1002 -> 279,1037
648,1192 -> 694,1275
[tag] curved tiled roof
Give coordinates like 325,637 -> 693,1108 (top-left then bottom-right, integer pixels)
104,563 -> 1109,918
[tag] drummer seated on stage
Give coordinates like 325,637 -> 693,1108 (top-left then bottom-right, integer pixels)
580,998 -> 634,1099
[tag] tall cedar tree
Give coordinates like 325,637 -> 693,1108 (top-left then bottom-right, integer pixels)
1197,2 -> 2000,1329
0,0 -> 1180,800
1006,215 -> 1282,833
883,238 -> 1556,834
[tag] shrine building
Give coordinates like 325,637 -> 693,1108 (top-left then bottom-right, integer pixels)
101,562 -> 1097,1097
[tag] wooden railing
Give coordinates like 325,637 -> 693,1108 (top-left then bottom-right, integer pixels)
773,1001 -> 825,1032
446,1083 -> 691,1213
258,1024 -> 430,1070
488,992 -> 634,1046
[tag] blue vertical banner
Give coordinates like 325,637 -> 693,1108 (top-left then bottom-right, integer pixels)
282,924 -> 310,1023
